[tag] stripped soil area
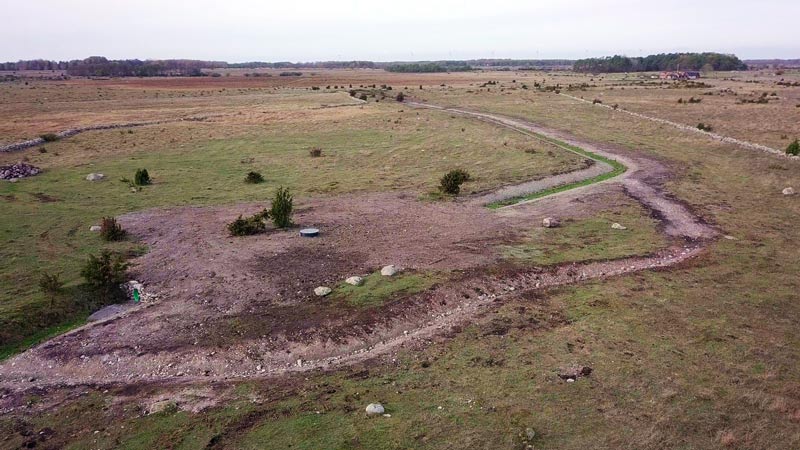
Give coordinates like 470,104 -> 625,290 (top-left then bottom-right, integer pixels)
0,105 -> 717,391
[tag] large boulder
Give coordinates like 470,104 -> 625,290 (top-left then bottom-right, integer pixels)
381,265 -> 399,276
783,187 -> 796,196
86,173 -> 106,182
542,217 -> 560,228
365,403 -> 385,415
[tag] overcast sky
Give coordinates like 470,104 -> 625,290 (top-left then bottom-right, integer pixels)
3,0 -> 798,62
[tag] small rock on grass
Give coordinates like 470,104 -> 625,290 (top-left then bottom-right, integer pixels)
611,222 -> 627,230
89,225 -> 101,232
314,286 -> 332,297
381,265 -> 399,276
542,217 -> 560,228
783,187 -> 796,196
365,403 -> 385,415
345,276 -> 364,286
85,173 -> 105,182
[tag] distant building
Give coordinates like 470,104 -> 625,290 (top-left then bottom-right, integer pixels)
659,71 -> 701,80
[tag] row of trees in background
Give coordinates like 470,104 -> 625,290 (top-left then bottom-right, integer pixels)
573,53 -> 748,73
0,57 -> 225,76
385,62 -> 472,73
2,53 -> 750,77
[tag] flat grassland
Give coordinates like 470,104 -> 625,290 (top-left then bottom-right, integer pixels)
1,68 -> 799,449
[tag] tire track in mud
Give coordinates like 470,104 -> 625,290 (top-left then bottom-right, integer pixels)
0,103 -> 718,390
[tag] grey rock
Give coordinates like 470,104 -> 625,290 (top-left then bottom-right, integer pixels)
365,403 -> 385,415
86,173 -> 106,182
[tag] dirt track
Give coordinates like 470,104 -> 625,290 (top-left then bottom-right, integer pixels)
0,103 -> 717,392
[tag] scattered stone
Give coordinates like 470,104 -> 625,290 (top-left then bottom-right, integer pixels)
85,173 -> 105,182
783,187 -> 796,196
558,365 -> 593,382
89,225 -> 102,232
723,235 -> 737,240
0,162 -> 41,180
542,217 -> 560,228
611,222 -> 627,230
525,428 -> 536,441
314,286 -> 332,296
365,403 -> 385,415
381,265 -> 399,276
345,276 -> 364,286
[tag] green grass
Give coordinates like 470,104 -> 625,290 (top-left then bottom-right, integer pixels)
332,271 -> 441,308
487,135 -> 627,208
500,204 -> 666,265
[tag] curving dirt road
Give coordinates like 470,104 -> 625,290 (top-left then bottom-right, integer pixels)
0,103 -> 717,392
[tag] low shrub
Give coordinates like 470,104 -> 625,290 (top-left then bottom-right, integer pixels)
592,98 -> 602,104
227,214 -> 266,236
439,169 -> 472,195
396,92 -> 405,102
39,272 -> 64,296
40,133 -> 59,142
359,93 -> 368,101
266,187 -> 294,228
787,139 -> 800,156
309,147 -> 322,157
81,251 -> 129,302
697,123 -> 713,132
134,168 -> 151,186
245,171 -> 265,183
100,217 -> 126,241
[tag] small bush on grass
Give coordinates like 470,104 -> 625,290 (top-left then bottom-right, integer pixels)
592,99 -> 602,104
39,272 -> 64,295
309,147 -> 322,157
439,169 -> 472,195
81,251 -> 129,303
245,171 -> 265,184
396,92 -> 405,102
266,187 -> 294,228
227,214 -> 266,236
134,168 -> 151,186
100,217 -> 126,241
697,123 -> 713,132
40,133 -> 59,142
787,139 -> 800,156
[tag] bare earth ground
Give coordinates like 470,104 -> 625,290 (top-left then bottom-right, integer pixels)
0,105 -> 716,390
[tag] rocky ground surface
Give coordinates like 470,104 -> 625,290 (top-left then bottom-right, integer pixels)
0,162 -> 40,180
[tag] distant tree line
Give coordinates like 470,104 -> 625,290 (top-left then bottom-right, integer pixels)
228,61 -> 377,69
0,57 -> 225,76
573,53 -> 748,73
385,62 -> 472,73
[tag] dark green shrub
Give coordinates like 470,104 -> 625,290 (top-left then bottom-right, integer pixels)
267,187 -> 294,228
40,133 -> 59,142
39,272 -> 64,296
439,169 -> 472,195
134,168 -> 151,186
38,147 -> 47,153
309,147 -> 322,157
359,93 -> 368,101
81,250 -> 129,301
396,92 -> 405,102
245,171 -> 265,183
227,214 -> 266,236
787,139 -> 800,156
697,123 -> 713,132
100,217 -> 126,241
592,99 -> 602,104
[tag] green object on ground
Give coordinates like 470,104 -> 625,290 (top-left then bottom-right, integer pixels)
133,289 -> 140,303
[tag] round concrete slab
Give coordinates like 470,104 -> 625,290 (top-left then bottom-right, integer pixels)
299,228 -> 320,237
